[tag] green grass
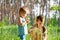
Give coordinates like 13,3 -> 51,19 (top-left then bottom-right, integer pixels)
0,25 -> 60,40
0,25 -> 20,40
47,26 -> 60,40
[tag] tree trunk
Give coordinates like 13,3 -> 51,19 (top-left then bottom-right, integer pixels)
58,0 -> 60,26
45,0 -> 48,27
9,1 -> 12,24
9,10 -> 12,24
58,11 -> 60,26
30,3 -> 34,26
1,2 -> 5,22
47,0 -> 50,26
0,4 -> 2,21
41,0 -> 44,15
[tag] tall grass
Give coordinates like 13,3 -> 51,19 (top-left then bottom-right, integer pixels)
0,25 -> 60,40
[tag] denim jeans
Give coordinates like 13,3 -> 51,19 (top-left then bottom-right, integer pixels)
19,35 -> 26,40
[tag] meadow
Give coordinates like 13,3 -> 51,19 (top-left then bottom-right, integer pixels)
0,24 -> 60,40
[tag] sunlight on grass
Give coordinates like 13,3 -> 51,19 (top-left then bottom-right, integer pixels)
0,25 -> 60,40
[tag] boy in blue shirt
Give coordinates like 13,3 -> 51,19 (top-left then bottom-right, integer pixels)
18,6 -> 29,40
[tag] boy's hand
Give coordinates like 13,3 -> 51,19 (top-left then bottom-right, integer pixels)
25,18 -> 30,23
26,20 -> 30,23
28,29 -> 33,33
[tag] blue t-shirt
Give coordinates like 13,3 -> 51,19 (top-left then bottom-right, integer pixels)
18,17 -> 28,35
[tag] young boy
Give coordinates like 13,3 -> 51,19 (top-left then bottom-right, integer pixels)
29,15 -> 47,40
18,6 -> 29,40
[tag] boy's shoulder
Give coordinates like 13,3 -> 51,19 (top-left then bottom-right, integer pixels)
29,25 -> 37,31
30,26 -> 36,29
42,26 -> 47,33
42,26 -> 46,29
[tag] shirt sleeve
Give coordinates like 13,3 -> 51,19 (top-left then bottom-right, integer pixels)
19,17 -> 22,23
43,26 -> 47,40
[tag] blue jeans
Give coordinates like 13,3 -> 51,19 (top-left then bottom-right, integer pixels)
19,35 -> 26,40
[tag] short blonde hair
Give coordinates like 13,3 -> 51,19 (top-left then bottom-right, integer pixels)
19,8 -> 26,16
19,6 -> 29,16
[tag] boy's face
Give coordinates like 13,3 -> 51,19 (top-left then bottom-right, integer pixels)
36,19 -> 44,27
22,13 -> 27,18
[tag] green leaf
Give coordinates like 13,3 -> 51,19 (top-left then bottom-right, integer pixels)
50,5 -> 60,10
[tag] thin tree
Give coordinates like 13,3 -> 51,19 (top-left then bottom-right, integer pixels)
58,0 -> 60,26
1,0 -> 5,22
40,0 -> 46,15
47,0 -> 50,26
0,0 -> 2,21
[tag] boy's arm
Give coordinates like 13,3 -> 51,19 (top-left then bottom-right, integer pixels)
44,30 -> 47,40
25,17 -> 30,23
18,17 -> 26,26
28,27 -> 34,33
28,28 -> 33,33
43,27 -> 47,40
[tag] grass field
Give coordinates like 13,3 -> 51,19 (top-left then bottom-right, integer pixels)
0,25 -> 60,40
